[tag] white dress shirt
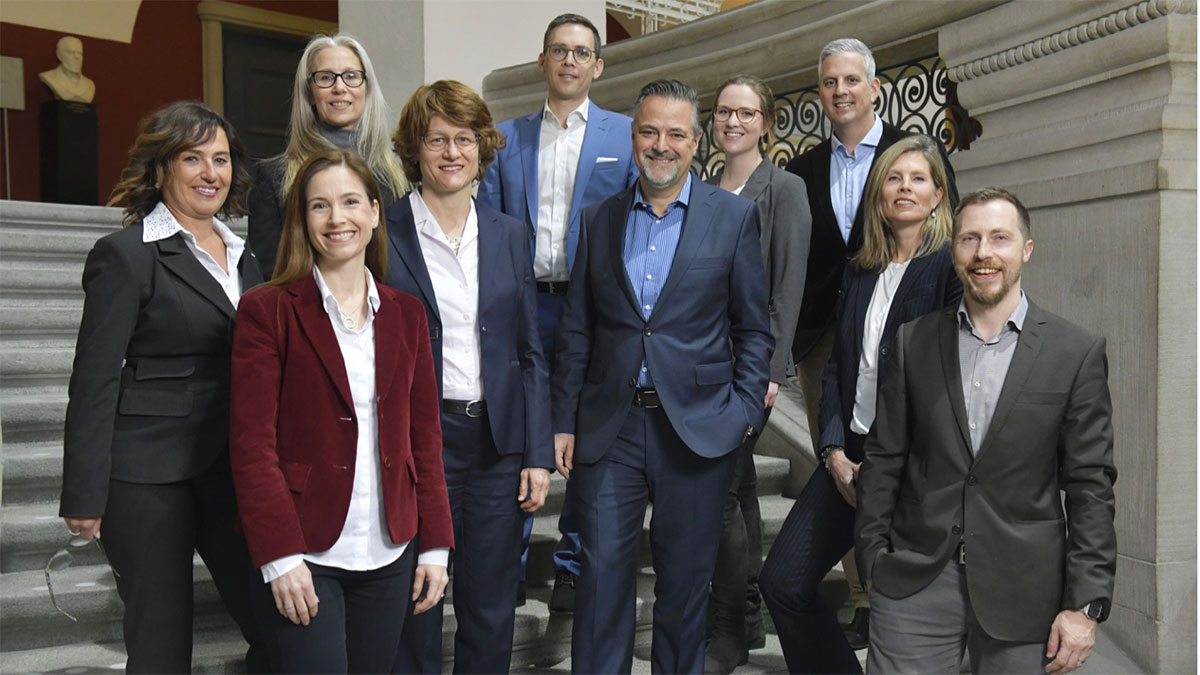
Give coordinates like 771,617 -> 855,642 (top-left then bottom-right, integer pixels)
142,201 -> 243,307
410,190 -> 484,400
260,266 -> 449,582
850,259 -> 910,435
535,98 -> 589,282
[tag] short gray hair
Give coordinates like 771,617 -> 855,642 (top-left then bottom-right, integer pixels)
818,38 -> 876,81
633,79 -> 702,137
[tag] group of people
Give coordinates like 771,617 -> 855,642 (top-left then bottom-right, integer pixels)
58,12 -> 1117,675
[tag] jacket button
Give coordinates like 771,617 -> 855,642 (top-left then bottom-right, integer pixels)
967,475 -> 978,486
644,329 -> 652,336
628,378 -> 636,387
951,525 -> 962,535
881,346 -> 889,355
384,458 -> 393,469
481,325 -> 487,332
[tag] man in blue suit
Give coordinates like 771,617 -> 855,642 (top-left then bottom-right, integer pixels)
478,12 -> 638,612
552,79 -> 773,674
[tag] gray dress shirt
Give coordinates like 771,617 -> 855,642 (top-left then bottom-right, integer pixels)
957,294 -> 1029,453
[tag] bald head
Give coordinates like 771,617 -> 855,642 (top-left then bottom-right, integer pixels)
57,36 -> 83,74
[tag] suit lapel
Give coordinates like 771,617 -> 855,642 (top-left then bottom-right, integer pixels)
974,302 -> 1047,462
938,307 -> 973,456
654,179 -> 715,312
239,247 -> 265,292
851,268 -> 877,357
387,198 -> 442,326
289,277 -> 354,413
373,287 -> 400,405
155,235 -> 234,318
518,112 -> 541,235
476,207 -> 501,327
737,160 -> 771,204
570,105 -> 605,227
606,188 -> 641,316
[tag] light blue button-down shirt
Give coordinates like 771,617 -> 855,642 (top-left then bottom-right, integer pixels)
829,114 -> 884,243
624,173 -> 692,387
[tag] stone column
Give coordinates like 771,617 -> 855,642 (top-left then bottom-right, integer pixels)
941,1 -> 1197,671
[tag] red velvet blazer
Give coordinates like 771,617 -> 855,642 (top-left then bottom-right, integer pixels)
230,274 -> 453,568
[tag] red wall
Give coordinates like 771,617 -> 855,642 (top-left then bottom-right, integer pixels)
0,1 -> 336,204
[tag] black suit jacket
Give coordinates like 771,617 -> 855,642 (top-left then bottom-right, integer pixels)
855,301 -> 1117,642
817,247 -> 962,458
384,196 -> 553,470
785,122 -> 959,361
61,223 -> 265,517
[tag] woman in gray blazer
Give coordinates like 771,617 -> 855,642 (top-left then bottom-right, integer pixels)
59,101 -> 264,673
703,74 -> 812,673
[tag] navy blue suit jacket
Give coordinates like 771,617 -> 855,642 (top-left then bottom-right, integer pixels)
817,246 -> 962,459
477,104 -> 639,270
552,178 -> 774,462
384,195 -> 553,470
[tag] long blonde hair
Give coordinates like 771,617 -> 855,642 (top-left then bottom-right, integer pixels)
280,34 -> 407,201
854,135 -> 953,271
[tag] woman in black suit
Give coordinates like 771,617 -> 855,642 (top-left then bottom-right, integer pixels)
759,134 -> 962,673
703,74 -> 811,673
59,101 -> 265,673
384,80 -> 553,675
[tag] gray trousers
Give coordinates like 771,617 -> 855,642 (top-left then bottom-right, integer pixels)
867,560 -> 1050,674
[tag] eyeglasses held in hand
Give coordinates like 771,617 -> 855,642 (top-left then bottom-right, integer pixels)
545,44 -> 596,63
422,133 -> 481,152
713,107 -> 762,124
310,70 -> 366,89
45,535 -> 120,622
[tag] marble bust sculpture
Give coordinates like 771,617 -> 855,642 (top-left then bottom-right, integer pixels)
39,36 -> 96,104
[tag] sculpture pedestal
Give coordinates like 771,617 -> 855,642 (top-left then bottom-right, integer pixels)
39,100 -> 97,205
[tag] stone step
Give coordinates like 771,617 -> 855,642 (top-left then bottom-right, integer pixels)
0,344 -> 75,390
0,260 -> 84,298
1,441 -> 64,506
0,389 -> 67,444
0,301 -> 82,340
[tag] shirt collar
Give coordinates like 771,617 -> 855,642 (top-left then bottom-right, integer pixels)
634,172 -> 693,211
142,201 -> 245,253
542,98 -> 590,128
313,265 -> 382,319
831,114 -> 884,156
957,291 -> 1029,336
408,189 -> 479,245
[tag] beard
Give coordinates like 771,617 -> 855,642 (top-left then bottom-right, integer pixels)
639,149 -> 684,190
959,262 -> 1022,307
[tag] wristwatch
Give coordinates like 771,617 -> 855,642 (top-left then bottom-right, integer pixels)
1079,600 -> 1106,622
820,446 -> 839,474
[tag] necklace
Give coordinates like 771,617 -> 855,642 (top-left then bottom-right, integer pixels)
340,292 -> 366,328
447,235 -> 462,255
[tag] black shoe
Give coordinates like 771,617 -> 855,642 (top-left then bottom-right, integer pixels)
704,631 -> 748,674
516,580 -> 526,607
841,607 -> 869,650
549,570 -> 576,613
744,606 -> 766,650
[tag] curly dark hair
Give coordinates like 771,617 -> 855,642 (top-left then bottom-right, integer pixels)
108,101 -> 252,226
392,80 -> 505,184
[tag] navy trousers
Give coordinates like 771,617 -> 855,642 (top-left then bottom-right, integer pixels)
393,410 -> 524,674
571,405 -> 737,674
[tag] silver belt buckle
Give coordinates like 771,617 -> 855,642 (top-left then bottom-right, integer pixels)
465,400 -> 485,418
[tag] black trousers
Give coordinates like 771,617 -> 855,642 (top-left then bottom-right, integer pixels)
758,431 -> 866,674
252,545 -> 416,674
709,406 -> 768,634
393,410 -> 524,674
101,461 -> 265,674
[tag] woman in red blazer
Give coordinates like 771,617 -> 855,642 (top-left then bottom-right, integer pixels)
230,148 -> 453,674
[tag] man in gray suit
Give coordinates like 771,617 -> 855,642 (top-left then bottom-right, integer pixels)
855,188 -> 1116,674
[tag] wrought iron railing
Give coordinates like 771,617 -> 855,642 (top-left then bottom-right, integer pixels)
695,55 -> 979,178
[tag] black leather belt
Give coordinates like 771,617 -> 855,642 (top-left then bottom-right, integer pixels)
443,399 -> 486,418
536,280 -> 569,295
633,388 -> 661,408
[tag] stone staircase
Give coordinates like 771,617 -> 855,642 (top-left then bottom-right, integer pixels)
0,199 -> 810,674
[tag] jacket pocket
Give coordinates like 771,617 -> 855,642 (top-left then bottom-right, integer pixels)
117,388 -> 192,417
1016,391 -> 1068,405
406,454 -> 419,484
689,257 -> 729,271
279,460 -> 312,494
695,361 -> 733,386
132,358 -> 196,380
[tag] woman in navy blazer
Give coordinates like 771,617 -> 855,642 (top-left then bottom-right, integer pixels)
759,134 -> 963,673
230,149 -> 454,673
384,80 -> 553,675
59,101 -> 264,673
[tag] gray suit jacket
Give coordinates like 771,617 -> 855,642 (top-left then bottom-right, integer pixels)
855,300 -> 1117,642
706,160 -> 810,382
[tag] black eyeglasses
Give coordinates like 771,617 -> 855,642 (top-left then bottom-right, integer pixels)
422,133 -> 481,152
545,44 -> 596,64
45,535 -> 119,622
310,70 -> 366,89
713,107 -> 762,124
